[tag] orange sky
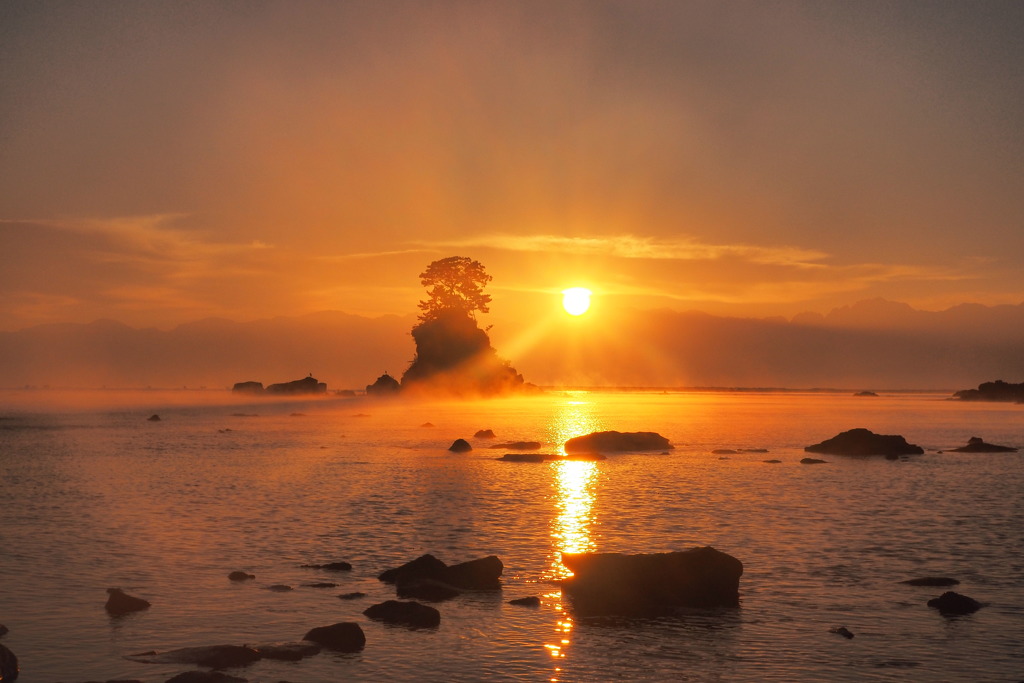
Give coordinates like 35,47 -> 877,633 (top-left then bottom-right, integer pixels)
2,1 -> 1023,333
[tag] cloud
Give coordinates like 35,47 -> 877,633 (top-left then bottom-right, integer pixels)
419,233 -> 829,268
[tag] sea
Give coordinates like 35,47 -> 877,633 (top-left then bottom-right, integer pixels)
0,388 -> 1021,682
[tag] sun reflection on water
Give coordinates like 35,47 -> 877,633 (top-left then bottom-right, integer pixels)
544,397 -> 601,677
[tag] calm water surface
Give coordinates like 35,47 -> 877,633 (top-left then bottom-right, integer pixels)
0,390 -> 1022,682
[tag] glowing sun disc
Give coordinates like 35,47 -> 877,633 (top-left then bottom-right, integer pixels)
561,287 -> 592,316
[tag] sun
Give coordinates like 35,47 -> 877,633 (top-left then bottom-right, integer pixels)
561,287 -> 592,316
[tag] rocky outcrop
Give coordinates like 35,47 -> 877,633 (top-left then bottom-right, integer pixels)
231,381 -> 264,394
265,376 -> 327,395
564,430 -> 673,453
560,546 -> 743,617
105,588 -> 151,615
474,429 -> 496,438
927,591 -> 982,615
378,553 -> 503,590
0,643 -> 17,682
228,571 -> 254,581
800,457 -> 827,464
804,428 -> 923,456
949,436 -> 1017,453
953,379 -> 1024,402
363,600 -> 441,628
365,372 -> 400,396
448,439 -> 472,452
302,622 -> 366,651
488,441 -> 542,450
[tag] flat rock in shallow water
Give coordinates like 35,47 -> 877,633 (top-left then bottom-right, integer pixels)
561,546 -> 742,617
950,436 -> 1017,453
500,453 -> 605,462
228,571 -> 254,581
927,591 -> 982,615
396,578 -> 461,602
564,430 -> 672,453
805,428 -> 923,456
302,622 -> 365,651
901,577 -> 960,586
800,457 -> 827,465
127,645 -> 261,668
363,600 -> 441,628
338,592 -> 367,600
301,561 -> 352,571
508,596 -> 541,607
246,641 -> 321,661
488,441 -> 542,450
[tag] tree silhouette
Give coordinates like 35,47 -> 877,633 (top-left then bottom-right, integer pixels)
417,256 -> 492,322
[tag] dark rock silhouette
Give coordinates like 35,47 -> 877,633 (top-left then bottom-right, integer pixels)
105,588 -> 151,615
763,459 -> 783,464
500,453 -> 606,462
901,577 -> 960,586
800,457 -> 827,464
302,582 -> 338,588
338,592 -> 366,600
0,624 -> 7,637
474,429 -> 496,438
830,626 -> 855,639
712,449 -> 738,455
401,309 -> 526,396
378,553 -> 503,589
365,372 -> 400,396
265,584 -> 293,592
363,600 -> 441,628
302,622 -> 366,651
508,596 -> 541,607
165,673 -> 247,683
127,645 -> 261,668
488,441 -> 542,450
564,430 -> 673,453
265,376 -> 327,395
228,571 -> 255,581
396,579 -> 462,602
300,561 -> 352,571
805,428 -> 923,456
247,640 -> 321,661
927,591 -> 982,615
854,391 -> 878,396
953,379 -> 1024,402
950,436 -> 1017,453
231,381 -> 264,394
0,642 -> 17,681
448,438 -> 472,452
561,547 -> 743,617
147,414 -> 161,422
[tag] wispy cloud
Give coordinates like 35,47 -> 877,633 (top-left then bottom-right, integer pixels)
418,233 -> 829,268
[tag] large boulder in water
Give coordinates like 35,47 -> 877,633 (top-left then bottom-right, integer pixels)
302,622 -> 366,651
804,428 -> 923,456
927,591 -> 983,615
564,430 -> 672,453
0,643 -> 17,681
265,376 -> 327,395
378,553 -> 503,590
561,546 -> 743,617
366,372 -> 401,396
363,600 -> 441,628
378,554 -> 448,584
949,436 -> 1017,453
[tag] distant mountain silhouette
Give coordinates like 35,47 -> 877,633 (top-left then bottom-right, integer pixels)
1,300 -> 1021,390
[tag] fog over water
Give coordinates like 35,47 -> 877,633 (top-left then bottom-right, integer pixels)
1,390 -> 1021,681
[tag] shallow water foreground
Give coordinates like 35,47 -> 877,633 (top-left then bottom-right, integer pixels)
0,389 -> 1021,681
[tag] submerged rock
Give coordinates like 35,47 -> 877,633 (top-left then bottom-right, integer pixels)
900,577 -> 960,587
396,579 -> 461,602
338,592 -> 367,600
105,588 -> 151,615
950,436 -> 1017,453
302,582 -> 338,589
800,457 -> 827,464
564,430 -> 673,453
127,645 -> 261,668
448,439 -> 472,452
165,673 -> 247,683
0,643 -> 18,681
560,546 -> 743,617
711,449 -> 738,455
265,584 -> 293,592
488,441 -> 542,450
927,591 -> 982,615
246,640 -> 321,661
302,622 -> 366,651
147,414 -> 161,422
363,600 -> 441,628
300,561 -> 352,571
508,596 -> 541,607
830,626 -> 855,639
228,571 -> 255,582
499,453 -> 605,462
762,459 -> 783,464
804,428 -> 923,456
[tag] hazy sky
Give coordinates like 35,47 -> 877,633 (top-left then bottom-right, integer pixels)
2,0 -> 1022,332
